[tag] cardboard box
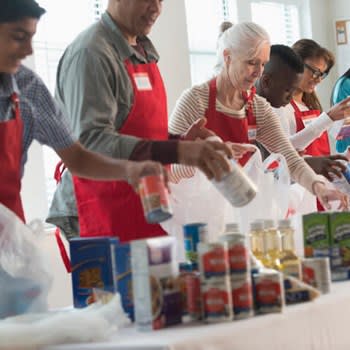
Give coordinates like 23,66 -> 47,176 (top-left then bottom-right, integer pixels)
131,237 -> 182,330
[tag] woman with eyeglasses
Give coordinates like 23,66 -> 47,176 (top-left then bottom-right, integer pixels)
274,39 -> 350,212
278,39 -> 350,158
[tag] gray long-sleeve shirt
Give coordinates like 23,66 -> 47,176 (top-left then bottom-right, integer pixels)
47,12 -> 178,233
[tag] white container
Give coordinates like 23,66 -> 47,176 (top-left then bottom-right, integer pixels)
211,159 -> 257,207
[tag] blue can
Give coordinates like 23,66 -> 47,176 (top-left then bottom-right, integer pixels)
183,223 -> 208,265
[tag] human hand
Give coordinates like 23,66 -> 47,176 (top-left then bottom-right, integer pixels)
183,118 -> 216,140
313,181 -> 348,210
226,142 -> 256,160
125,161 -> 169,191
328,96 -> 350,121
177,140 -> 233,180
304,155 -> 348,181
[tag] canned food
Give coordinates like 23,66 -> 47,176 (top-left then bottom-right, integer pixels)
201,281 -> 232,322
211,159 -> 257,207
183,223 -> 208,265
230,279 -> 254,320
139,174 -> 172,223
219,234 -> 250,278
185,272 -> 201,321
198,242 -> 228,282
302,257 -> 331,294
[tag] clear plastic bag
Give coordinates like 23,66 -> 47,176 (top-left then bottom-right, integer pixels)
0,204 -> 52,319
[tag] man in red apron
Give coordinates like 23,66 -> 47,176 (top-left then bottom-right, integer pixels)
47,0 -> 234,244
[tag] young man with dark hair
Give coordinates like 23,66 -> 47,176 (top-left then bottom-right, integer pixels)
256,44 -> 347,181
0,0 -> 233,224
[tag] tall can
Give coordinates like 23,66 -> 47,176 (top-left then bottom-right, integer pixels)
183,223 -> 208,266
139,174 -> 172,223
211,159 -> 257,207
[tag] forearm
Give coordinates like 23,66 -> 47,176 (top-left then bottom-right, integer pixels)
57,142 -> 129,181
130,140 -> 179,164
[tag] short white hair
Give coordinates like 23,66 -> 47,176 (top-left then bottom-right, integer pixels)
215,22 -> 270,74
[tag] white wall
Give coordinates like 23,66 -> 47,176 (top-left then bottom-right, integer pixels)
150,0 -> 192,113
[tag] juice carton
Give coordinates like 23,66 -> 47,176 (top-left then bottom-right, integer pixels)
303,213 -> 330,258
131,237 -> 182,330
329,212 -> 350,268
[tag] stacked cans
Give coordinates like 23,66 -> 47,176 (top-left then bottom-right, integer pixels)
219,229 -> 254,320
302,257 -> 331,294
198,241 -> 233,322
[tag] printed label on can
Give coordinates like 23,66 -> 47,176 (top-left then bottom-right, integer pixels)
231,280 -> 253,318
200,245 -> 227,280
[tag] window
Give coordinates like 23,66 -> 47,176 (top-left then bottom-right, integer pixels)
24,0 -> 108,219
184,0 -> 238,85
251,1 -> 300,45
184,0 -> 306,85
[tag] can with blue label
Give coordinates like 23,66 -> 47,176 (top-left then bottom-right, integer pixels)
183,223 -> 208,265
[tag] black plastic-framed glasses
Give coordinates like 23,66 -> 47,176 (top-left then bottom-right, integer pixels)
304,63 -> 328,80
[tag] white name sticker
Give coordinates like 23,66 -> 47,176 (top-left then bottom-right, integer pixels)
248,126 -> 257,141
133,73 -> 152,91
302,114 -> 318,127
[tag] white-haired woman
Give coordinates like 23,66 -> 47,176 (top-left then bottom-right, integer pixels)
169,21 -> 347,210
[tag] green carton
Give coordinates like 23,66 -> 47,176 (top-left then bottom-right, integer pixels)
303,213 -> 330,257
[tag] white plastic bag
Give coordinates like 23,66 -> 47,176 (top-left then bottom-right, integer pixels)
0,293 -> 130,349
0,204 -> 52,319
237,151 -> 291,235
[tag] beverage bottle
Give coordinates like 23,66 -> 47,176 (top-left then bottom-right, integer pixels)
249,221 -> 269,266
278,219 -> 302,279
263,220 -> 282,270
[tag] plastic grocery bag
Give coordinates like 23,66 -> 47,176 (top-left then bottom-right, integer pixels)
237,151 -> 291,235
0,204 -> 52,319
0,293 -> 130,349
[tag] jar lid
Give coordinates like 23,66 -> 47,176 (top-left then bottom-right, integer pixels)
278,219 -> 291,229
263,219 -> 275,229
250,220 -> 264,231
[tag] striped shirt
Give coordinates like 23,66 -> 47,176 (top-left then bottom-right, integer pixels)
0,66 -> 76,174
169,81 -> 323,194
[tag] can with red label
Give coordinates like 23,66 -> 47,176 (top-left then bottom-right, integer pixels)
301,257 -> 331,294
139,174 -> 172,223
219,233 -> 250,279
185,271 -> 202,321
198,242 -> 228,282
201,281 -> 233,322
252,271 -> 284,314
230,279 -> 254,320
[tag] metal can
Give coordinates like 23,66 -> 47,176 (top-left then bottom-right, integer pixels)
211,159 -> 257,207
183,223 -> 208,265
230,279 -> 254,320
185,271 -> 202,321
302,257 -> 331,294
219,233 -> 250,279
198,242 -> 228,282
139,174 -> 172,223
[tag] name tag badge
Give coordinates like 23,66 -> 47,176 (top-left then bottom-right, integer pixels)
133,73 -> 152,91
248,126 -> 257,141
302,114 -> 318,127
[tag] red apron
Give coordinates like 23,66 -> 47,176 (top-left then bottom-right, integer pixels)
290,99 -> 330,211
72,60 -> 168,242
205,78 -> 257,166
0,92 -> 25,222
290,99 -> 330,156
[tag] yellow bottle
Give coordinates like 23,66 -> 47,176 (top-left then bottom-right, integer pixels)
263,220 -> 282,270
249,221 -> 269,266
278,219 -> 302,279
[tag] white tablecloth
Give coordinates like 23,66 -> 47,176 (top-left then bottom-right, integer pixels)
47,281 -> 350,350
